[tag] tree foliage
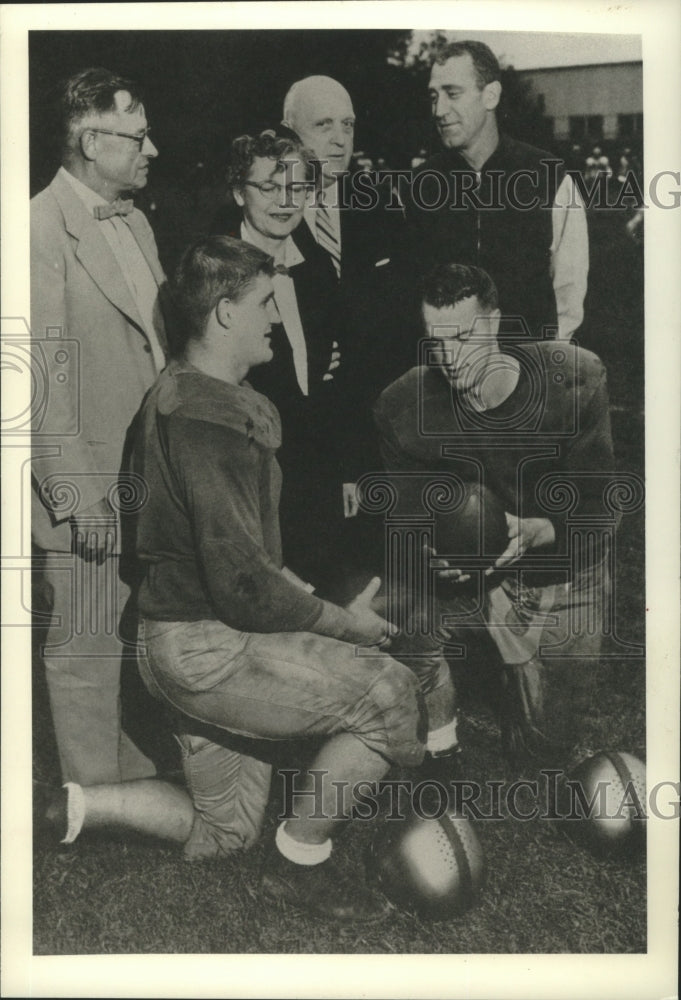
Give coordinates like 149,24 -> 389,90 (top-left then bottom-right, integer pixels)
386,30 -> 553,149
30,28 -> 553,192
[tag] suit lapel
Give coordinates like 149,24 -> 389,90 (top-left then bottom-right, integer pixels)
51,172 -> 147,333
293,218 -> 318,260
127,211 -> 164,285
126,210 -> 169,353
339,203 -> 363,264
302,214 -> 317,252
294,217 -> 337,285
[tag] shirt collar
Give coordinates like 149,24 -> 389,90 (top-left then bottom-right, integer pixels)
307,178 -> 341,211
240,219 -> 304,269
59,166 -> 122,215
443,134 -> 507,174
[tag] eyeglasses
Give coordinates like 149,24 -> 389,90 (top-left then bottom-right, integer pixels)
87,127 -> 152,149
243,180 -> 313,199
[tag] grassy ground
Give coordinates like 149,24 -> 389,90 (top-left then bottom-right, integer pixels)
32,614 -> 647,955
32,208 -> 646,956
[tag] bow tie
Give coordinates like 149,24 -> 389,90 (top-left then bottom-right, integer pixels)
274,263 -> 290,276
93,199 -> 134,221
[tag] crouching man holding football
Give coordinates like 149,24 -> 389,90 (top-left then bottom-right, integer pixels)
35,235 -> 429,923
373,262 -> 618,777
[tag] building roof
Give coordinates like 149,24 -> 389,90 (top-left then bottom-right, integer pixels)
518,60 -> 642,74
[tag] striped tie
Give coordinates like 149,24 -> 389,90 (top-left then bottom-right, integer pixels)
316,203 -> 341,278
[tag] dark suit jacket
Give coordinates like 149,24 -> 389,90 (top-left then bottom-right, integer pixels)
210,208 -> 352,581
210,206 -> 342,414
309,177 -> 417,474
253,222 -> 343,411
323,178 -> 416,393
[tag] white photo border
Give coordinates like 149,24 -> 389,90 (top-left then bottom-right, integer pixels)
2,2 -> 679,997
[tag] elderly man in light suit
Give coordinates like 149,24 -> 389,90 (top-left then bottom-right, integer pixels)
31,67 -> 171,785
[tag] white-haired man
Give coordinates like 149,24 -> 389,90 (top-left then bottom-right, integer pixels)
282,76 -> 414,491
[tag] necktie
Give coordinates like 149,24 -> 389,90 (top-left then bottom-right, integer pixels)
274,263 -> 290,276
93,198 -> 134,221
315,203 -> 341,278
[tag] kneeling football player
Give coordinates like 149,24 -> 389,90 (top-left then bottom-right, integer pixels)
35,236 -> 429,923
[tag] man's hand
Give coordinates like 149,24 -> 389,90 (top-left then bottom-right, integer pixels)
426,544 -> 471,584
71,498 -> 117,565
485,514 -> 555,575
344,576 -> 396,646
343,482 -> 359,518
322,340 -> 341,382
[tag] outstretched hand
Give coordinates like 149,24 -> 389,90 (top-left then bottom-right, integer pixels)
427,512 -> 555,583
426,543 -> 471,584
345,576 -> 396,646
485,514 -> 555,575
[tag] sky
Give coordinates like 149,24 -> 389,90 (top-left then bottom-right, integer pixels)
406,29 -> 642,70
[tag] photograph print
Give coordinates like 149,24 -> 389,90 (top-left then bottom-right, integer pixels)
4,8 -> 674,991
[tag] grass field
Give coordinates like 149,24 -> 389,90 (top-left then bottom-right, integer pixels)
32,209 -> 647,957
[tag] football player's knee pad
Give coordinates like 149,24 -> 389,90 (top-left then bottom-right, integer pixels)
420,655 -> 452,696
391,648 -> 450,697
177,735 -> 271,858
365,660 -> 427,767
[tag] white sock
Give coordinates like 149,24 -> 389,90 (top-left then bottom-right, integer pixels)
275,822 -> 332,866
61,782 -> 85,844
426,718 -> 459,755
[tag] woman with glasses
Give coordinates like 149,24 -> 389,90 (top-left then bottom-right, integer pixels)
213,131 -> 354,597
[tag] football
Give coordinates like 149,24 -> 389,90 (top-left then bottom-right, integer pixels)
367,809 -> 485,919
558,751 -> 646,859
433,482 -> 509,566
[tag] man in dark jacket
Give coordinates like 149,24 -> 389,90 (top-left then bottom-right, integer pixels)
406,41 -> 588,342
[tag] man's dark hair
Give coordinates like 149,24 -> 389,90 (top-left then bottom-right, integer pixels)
422,263 -> 499,312
227,129 -> 312,189
60,67 -> 143,158
172,235 -> 276,351
432,41 -> 501,89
